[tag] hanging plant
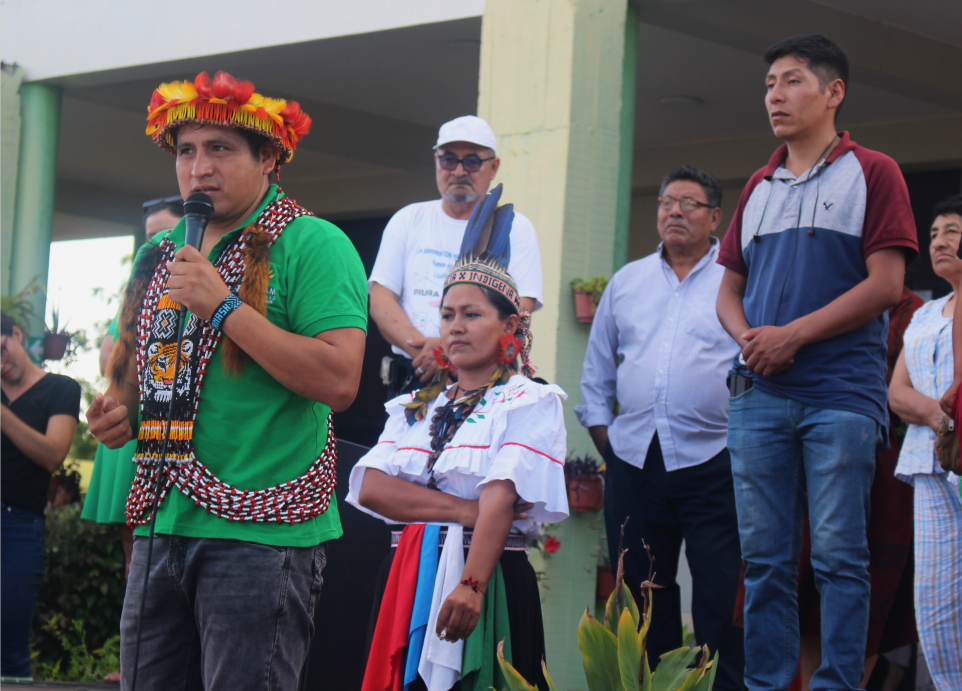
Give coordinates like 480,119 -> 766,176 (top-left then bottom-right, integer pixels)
570,276 -> 609,323
564,455 -> 604,513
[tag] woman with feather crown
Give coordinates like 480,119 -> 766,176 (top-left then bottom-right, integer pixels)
347,184 -> 569,691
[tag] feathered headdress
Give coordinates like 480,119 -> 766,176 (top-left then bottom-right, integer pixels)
442,183 -> 536,378
145,71 -> 311,165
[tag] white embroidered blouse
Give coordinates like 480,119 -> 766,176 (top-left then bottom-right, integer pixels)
346,374 -> 570,539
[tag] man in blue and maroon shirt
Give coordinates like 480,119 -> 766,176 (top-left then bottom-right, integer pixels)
716,35 -> 918,691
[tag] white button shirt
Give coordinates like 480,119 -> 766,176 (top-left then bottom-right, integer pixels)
575,239 -> 740,471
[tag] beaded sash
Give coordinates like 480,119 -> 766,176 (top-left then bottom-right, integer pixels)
125,194 -> 339,526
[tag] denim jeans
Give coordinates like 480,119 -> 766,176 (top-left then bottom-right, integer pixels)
120,535 -> 327,691
1,502 -> 46,678
728,387 -> 878,691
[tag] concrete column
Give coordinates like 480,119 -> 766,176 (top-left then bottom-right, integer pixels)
478,2 -> 634,688
9,82 -> 61,346
1,64 -> 25,297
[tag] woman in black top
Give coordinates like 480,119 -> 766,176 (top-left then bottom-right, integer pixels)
1,312 -> 80,680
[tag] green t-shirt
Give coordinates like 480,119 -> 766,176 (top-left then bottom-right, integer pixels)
130,186 -> 368,546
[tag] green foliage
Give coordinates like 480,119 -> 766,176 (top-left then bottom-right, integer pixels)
1,276 -> 43,336
31,503 -> 125,676
32,616 -> 120,682
494,549 -> 718,691
570,276 -> 610,306
69,419 -> 99,461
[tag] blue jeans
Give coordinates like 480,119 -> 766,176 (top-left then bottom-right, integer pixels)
727,387 -> 877,691
1,502 -> 46,678
120,535 -> 326,691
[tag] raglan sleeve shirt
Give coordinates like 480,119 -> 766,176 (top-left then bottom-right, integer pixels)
852,149 -> 919,262
717,170 -> 766,276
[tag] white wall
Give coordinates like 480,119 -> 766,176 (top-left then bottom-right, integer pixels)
1,0 -> 485,82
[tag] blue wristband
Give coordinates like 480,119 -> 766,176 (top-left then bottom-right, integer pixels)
210,294 -> 242,331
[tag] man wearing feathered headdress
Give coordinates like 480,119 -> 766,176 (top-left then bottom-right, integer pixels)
368,116 -> 544,399
85,71 -> 369,690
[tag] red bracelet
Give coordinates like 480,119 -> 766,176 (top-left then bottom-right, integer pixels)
461,577 -> 485,594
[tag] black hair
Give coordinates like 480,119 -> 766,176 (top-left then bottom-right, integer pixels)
659,166 -> 722,209
144,200 -> 184,221
170,124 -> 273,161
932,194 -> 962,226
765,34 -> 849,119
1,311 -> 18,336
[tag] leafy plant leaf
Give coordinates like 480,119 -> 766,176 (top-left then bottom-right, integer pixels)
496,639 -> 537,691
577,608 -> 620,691
650,647 -> 699,691
617,608 -> 642,691
542,658 -> 560,691
692,650 -> 719,691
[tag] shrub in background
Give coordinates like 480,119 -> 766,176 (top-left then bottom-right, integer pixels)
31,503 -> 125,675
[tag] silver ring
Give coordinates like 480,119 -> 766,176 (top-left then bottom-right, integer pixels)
438,628 -> 447,641
416,367 -> 425,375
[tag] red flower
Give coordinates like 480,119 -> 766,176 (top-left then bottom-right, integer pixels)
498,334 -> 520,364
543,536 -> 561,554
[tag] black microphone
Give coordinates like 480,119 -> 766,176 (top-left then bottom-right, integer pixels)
180,193 -> 214,317
183,192 -> 214,253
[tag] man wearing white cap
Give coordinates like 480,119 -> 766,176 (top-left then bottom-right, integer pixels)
369,115 -> 544,397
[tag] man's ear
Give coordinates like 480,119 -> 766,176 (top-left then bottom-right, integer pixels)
490,157 -> 501,178
827,78 -> 845,111
12,325 -> 23,344
260,143 -> 279,174
710,207 -> 724,232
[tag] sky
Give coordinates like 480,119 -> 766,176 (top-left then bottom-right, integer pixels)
45,235 -> 135,389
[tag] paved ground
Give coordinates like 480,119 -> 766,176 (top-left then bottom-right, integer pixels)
1,683 -> 117,690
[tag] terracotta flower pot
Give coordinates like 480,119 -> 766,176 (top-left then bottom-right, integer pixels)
573,290 -> 596,323
567,474 -> 604,513
596,566 -> 615,600
43,332 -> 71,361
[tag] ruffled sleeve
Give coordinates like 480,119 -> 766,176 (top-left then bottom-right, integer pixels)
345,400 -> 411,523
480,383 -> 570,531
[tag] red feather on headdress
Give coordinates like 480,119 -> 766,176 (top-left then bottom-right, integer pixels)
211,71 -> 236,100
148,89 -> 165,112
281,101 -> 312,139
233,79 -> 255,106
194,72 -> 212,99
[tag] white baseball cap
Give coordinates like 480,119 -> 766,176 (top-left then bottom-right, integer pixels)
435,115 -> 497,154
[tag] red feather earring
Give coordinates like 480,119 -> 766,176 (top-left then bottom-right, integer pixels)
433,344 -> 455,372
497,334 -> 522,366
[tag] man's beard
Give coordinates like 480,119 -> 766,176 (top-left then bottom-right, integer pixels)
442,179 -> 481,205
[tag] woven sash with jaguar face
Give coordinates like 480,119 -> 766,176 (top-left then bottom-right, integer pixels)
125,194 -> 339,526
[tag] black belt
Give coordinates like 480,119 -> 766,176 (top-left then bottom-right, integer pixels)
390,529 -> 527,552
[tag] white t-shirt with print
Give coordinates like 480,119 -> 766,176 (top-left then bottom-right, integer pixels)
369,199 -> 544,356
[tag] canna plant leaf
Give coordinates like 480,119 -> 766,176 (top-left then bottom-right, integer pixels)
692,650 -> 720,691
650,647 -> 699,691
617,607 -> 642,691
578,608 -> 620,691
496,639 -> 537,691
542,659 -> 561,691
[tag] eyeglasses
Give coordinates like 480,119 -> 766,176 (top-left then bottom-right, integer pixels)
436,153 -> 495,173
142,195 -> 182,211
658,196 -> 713,212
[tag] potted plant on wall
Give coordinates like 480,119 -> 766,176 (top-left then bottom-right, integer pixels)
0,277 -> 41,337
569,276 -> 608,323
43,307 -> 71,361
564,454 -> 604,512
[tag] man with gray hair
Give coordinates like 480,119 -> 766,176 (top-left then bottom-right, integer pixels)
576,166 -> 745,690
369,115 -> 543,398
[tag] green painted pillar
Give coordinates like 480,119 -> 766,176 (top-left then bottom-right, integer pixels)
478,1 -> 634,687
9,82 -> 61,350
1,64 -> 25,297
613,2 -> 638,271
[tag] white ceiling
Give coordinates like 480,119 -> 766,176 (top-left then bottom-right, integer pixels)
45,2 -> 962,237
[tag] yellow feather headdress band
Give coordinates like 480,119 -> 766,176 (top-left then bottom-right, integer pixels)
146,71 -> 311,164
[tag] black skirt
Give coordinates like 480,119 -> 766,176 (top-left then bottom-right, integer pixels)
364,544 -> 548,691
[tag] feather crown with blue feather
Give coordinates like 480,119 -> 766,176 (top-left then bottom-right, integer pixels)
442,184 -> 521,314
